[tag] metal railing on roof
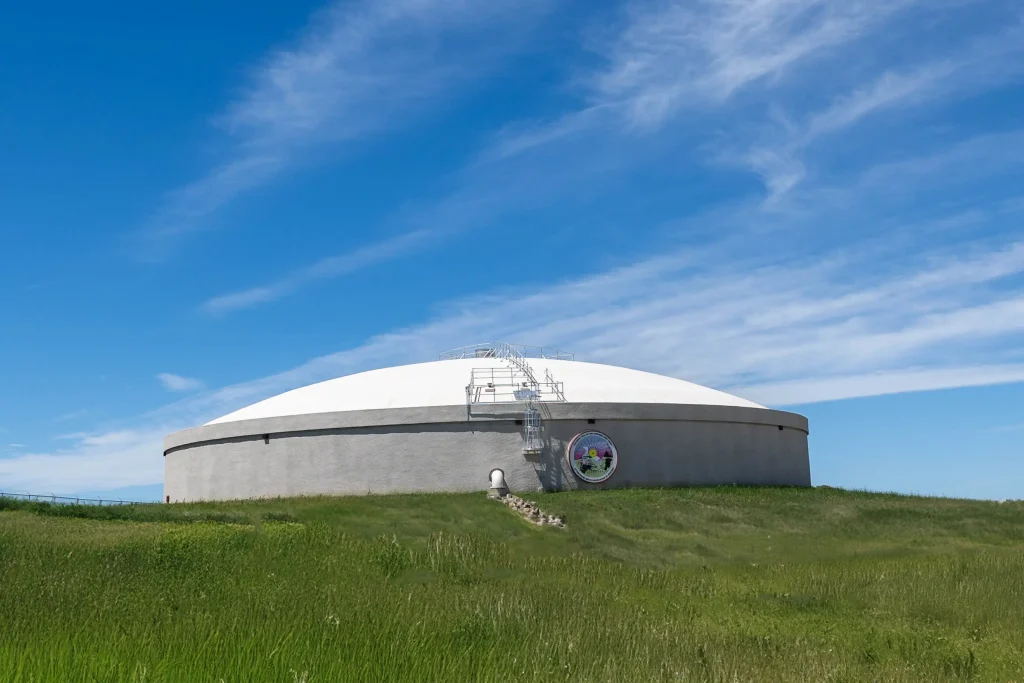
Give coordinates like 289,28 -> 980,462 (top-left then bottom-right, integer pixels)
439,342 -> 575,362
465,367 -> 565,404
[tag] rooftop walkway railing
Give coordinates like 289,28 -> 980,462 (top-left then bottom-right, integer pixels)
438,342 -> 575,361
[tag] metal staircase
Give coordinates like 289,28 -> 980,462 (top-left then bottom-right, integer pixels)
439,342 -> 571,454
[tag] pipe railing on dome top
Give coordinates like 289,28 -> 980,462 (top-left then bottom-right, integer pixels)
438,342 -> 575,362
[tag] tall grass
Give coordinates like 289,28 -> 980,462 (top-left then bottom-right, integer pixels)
1,487 -> 1022,681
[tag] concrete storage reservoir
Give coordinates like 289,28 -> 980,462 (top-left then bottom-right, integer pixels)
164,343 -> 810,502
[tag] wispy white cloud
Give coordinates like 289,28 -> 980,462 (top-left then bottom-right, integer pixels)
737,365 -> 1024,406
196,0 -> 1024,311
52,409 -> 89,423
489,0 -> 921,158
157,373 -> 204,393
203,228 -> 438,314
807,20 -> 1024,139
858,129 -> 1024,190
477,108 -> 605,164
743,147 -> 807,200
987,422 -> 1024,433
146,156 -> 284,243
483,0 -> 1024,206
7,443 -> 26,449
140,0 -> 551,254
198,190 -> 499,314
206,0 -> 898,308
0,428 -> 167,494
739,17 -> 1024,197
592,0 -> 914,127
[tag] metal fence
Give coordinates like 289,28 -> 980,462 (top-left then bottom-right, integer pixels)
439,342 -> 575,362
0,491 -> 147,506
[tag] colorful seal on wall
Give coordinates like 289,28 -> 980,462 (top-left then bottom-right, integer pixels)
567,431 -> 618,483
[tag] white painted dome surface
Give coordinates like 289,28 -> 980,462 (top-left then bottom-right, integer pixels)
208,358 -> 764,425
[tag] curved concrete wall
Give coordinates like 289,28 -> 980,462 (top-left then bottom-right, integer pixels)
163,403 -> 810,502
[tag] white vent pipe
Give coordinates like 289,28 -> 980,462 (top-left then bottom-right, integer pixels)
488,468 -> 509,498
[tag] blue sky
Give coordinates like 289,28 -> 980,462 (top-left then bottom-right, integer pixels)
1,0 -> 1022,502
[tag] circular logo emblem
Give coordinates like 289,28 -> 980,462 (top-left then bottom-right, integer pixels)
567,431 -> 618,483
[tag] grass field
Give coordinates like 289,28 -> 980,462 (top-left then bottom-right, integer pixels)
1,486 -> 1023,682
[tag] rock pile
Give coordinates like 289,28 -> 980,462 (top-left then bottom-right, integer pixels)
497,493 -> 565,528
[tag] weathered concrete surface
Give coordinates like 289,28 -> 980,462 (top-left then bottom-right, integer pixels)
164,403 -> 810,502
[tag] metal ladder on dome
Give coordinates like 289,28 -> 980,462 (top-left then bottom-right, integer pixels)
445,342 -> 568,454
499,343 -> 544,454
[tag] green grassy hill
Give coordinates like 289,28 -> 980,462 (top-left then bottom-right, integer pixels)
1,487 -> 1023,682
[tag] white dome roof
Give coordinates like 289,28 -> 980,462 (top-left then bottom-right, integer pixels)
208,358 -> 764,425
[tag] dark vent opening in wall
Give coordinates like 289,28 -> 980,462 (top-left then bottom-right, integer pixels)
778,426 -> 784,431
263,434 -> 270,444
515,419 -> 524,426
587,419 -> 596,424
